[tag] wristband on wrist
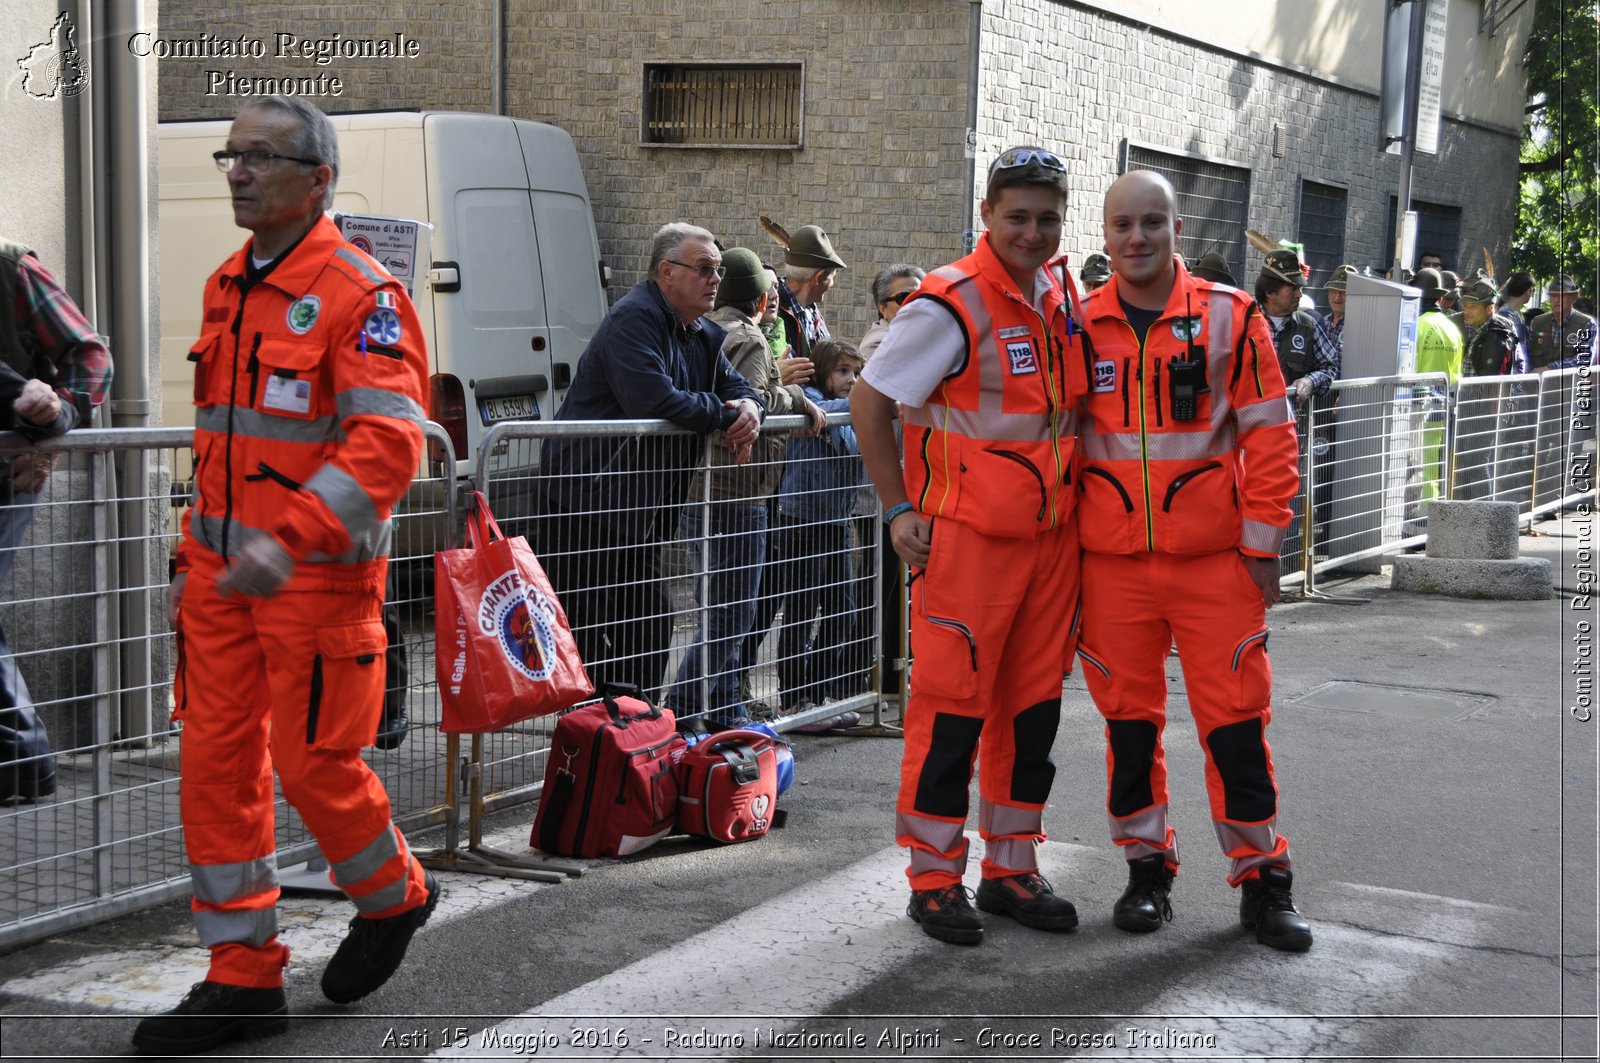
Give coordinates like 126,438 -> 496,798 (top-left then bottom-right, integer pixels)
882,501 -> 915,525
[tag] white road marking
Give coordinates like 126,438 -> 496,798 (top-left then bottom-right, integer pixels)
1,823 -> 556,1013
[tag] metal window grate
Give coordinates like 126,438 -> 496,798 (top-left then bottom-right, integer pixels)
1126,144 -> 1252,287
643,64 -> 802,147
1298,179 -> 1348,309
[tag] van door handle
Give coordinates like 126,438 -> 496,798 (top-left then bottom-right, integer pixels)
428,261 -> 461,293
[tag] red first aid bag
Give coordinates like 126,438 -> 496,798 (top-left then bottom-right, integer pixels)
434,492 -> 591,733
531,684 -> 685,858
675,729 -> 781,844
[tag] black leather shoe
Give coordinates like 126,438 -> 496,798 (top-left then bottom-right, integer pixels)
374,691 -> 409,751
975,872 -> 1079,932
1112,854 -> 1175,933
1239,865 -> 1313,951
907,884 -> 984,945
322,870 -> 441,1003
131,980 -> 288,1055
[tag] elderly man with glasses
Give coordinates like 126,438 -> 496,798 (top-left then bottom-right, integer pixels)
532,223 -> 763,700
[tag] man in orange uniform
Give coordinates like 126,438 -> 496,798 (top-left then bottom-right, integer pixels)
852,147 -> 1086,946
1076,170 -> 1312,951
135,97 -> 440,1056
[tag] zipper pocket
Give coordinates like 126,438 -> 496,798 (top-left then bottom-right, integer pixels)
1121,357 -> 1131,427
305,655 -> 324,743
924,615 -> 977,673
1153,358 -> 1164,427
988,448 -> 1048,521
244,461 -> 305,491
1161,461 -> 1224,512
1083,466 -> 1135,513
614,735 -> 681,805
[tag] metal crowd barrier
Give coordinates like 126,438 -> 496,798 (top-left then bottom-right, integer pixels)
0,423 -> 457,952
3,371 -> 1593,947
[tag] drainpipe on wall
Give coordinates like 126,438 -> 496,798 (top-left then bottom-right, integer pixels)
492,0 -> 506,115
966,0 -> 982,236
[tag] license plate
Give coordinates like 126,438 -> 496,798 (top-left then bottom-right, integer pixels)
480,395 -> 537,423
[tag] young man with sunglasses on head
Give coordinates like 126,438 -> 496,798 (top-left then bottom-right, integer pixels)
851,146 -> 1087,946
1074,169 -> 1311,952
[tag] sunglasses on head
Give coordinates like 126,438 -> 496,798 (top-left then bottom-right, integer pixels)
992,148 -> 1066,173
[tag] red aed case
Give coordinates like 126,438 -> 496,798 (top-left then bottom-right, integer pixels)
530,685 -> 685,859
675,729 -> 782,844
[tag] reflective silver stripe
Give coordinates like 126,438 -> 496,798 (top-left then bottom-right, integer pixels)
896,810 -> 965,854
194,513 -> 391,564
1231,630 -> 1270,672
1240,518 -> 1284,555
1081,424 -> 1236,463
1234,396 -> 1294,433
306,463 -> 379,546
1213,820 -> 1283,886
983,836 -> 1038,872
977,798 -> 1043,838
193,906 -> 277,948
331,823 -> 405,890
1108,802 -> 1174,853
337,387 -> 425,426
190,856 -> 279,904
350,874 -> 412,915
1208,295 -> 1238,431
334,246 -> 390,288
196,404 -> 341,444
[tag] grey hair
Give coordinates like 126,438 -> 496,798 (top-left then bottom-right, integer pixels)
871,263 -> 926,305
784,263 -> 831,286
649,223 -> 716,274
238,96 -> 340,210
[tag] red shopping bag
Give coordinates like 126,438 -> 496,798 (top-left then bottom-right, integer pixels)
435,492 -> 592,733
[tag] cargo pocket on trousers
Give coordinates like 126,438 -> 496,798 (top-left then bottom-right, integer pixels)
1230,630 -> 1272,713
305,620 -> 388,749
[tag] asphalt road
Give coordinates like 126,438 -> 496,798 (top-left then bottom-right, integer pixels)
0,514 -> 1594,1062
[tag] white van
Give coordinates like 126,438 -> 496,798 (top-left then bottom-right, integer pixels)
158,111 -> 609,480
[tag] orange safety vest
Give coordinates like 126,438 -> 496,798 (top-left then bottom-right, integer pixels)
901,237 -> 1085,539
179,214 -> 428,581
1078,261 -> 1297,557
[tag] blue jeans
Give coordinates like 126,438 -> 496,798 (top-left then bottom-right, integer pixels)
667,501 -> 767,723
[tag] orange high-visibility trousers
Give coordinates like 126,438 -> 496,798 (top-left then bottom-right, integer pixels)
895,519 -> 1080,890
1075,549 -> 1290,885
174,559 -> 429,988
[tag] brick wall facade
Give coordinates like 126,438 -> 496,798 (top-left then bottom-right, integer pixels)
152,0 -> 1521,343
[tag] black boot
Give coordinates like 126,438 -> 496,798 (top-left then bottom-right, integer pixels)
374,598 -> 409,751
1112,854 -> 1175,933
322,870 -> 441,1003
907,884 -> 984,946
131,980 -> 288,1055
1239,865 -> 1313,951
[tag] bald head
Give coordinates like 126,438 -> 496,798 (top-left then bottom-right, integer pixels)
1103,170 -> 1183,308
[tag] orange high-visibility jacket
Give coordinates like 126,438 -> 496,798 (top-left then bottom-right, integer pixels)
901,237 -> 1086,539
1078,261 -> 1297,558
179,215 -> 428,580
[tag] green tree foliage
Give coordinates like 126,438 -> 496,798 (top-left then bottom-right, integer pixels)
1514,0 -> 1599,299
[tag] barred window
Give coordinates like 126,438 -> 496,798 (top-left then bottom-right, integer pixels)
642,64 -> 803,148
1385,197 -> 1463,273
1124,142 -> 1252,287
1297,180 -> 1348,311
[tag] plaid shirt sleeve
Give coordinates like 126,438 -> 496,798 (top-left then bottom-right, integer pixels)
1307,314 -> 1342,396
12,252 -> 112,434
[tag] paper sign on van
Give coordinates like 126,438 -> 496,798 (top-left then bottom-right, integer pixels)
336,212 -> 425,296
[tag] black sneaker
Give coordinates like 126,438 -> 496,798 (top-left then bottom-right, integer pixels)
321,870 -> 441,1003
975,871 -> 1079,932
1239,865 -> 1313,952
131,980 -> 288,1055
907,884 -> 984,945
1112,854 -> 1175,933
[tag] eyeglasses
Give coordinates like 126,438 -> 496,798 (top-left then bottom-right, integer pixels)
667,259 -> 727,280
992,148 -> 1067,173
213,149 -> 323,174
884,290 -> 914,306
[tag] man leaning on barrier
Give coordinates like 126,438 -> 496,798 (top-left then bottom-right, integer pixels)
136,96 -> 440,1055
532,223 -> 762,700
0,236 -> 112,805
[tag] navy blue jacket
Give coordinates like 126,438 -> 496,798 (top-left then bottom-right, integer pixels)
536,280 -> 761,538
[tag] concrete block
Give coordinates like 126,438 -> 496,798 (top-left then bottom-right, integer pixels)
1391,555 -> 1552,600
1425,500 -> 1522,560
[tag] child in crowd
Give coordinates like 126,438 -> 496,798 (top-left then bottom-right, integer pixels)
757,339 -> 865,732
